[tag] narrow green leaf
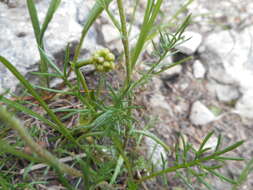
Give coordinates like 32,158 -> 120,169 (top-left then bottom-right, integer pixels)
215,157 -> 244,161
214,141 -> 244,157
40,0 -> 61,44
207,169 -> 237,185
64,44 -> 70,77
30,71 -> 62,78
196,131 -> 214,158
39,48 -> 63,76
73,0 -> 113,62
33,85 -> 74,95
26,0 -> 41,44
215,134 -> 222,152
110,155 -> 124,184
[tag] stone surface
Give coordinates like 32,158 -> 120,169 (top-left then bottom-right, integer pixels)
0,0 -> 97,92
176,31 -> 203,55
190,101 -> 216,125
203,26 -> 253,118
102,24 -> 119,43
149,93 -> 173,118
215,84 -> 240,103
193,60 -> 206,79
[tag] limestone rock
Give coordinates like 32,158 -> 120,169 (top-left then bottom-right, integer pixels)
0,0 -> 97,92
215,84 -> 240,103
176,31 -> 203,55
203,26 -> 253,118
190,101 -> 216,125
193,60 -> 206,79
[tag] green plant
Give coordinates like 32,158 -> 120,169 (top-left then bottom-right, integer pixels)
0,0 -> 245,189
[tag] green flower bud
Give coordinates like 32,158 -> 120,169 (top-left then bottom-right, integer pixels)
92,48 -> 115,72
105,53 -> 115,62
96,65 -> 104,72
103,61 -> 111,68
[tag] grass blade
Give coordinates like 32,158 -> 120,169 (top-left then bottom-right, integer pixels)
26,0 -> 41,44
39,48 -> 63,76
39,0 -> 61,44
73,0 -> 113,62
110,155 -> 124,184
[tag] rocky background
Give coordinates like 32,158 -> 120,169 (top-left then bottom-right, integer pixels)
0,0 -> 253,189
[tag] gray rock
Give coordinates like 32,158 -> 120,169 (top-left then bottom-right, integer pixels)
0,0 -> 97,92
215,84 -> 240,103
203,26 -> 253,118
102,24 -> 119,44
190,101 -> 216,125
149,93 -> 173,117
176,31 -> 203,55
193,60 -> 206,79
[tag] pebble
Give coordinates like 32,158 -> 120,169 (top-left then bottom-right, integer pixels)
190,101 -> 216,125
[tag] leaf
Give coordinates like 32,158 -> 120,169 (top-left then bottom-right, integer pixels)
110,156 -> 124,184
39,0 -> 61,44
30,71 -> 62,78
26,0 -> 41,44
39,48 -> 63,76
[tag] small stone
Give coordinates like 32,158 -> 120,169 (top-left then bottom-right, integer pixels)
193,60 -> 206,79
149,93 -> 173,117
215,84 -> 240,103
102,24 -> 119,43
176,31 -> 203,55
190,101 -> 216,125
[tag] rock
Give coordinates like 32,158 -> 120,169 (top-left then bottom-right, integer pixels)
176,31 -> 203,55
190,101 -> 216,125
215,84 -> 240,103
202,26 -> 253,118
193,60 -> 206,79
0,0 -> 97,92
160,55 -> 182,77
235,92 -> 253,119
101,23 -> 139,51
149,93 -> 173,117
102,24 -> 119,44
144,136 -> 168,170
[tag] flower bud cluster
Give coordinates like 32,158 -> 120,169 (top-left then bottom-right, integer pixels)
92,49 -> 115,72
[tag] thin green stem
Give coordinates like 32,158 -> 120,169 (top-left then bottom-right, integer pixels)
117,0 -> 131,85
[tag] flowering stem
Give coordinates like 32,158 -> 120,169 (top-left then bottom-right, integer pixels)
117,0 -> 131,85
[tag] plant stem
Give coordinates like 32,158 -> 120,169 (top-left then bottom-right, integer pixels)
0,106 -> 82,177
117,0 -> 131,85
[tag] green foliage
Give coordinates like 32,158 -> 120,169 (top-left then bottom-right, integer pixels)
0,0 -> 246,189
